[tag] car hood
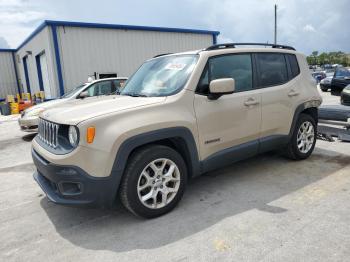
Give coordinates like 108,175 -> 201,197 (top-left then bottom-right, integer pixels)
40,95 -> 166,125
25,98 -> 69,113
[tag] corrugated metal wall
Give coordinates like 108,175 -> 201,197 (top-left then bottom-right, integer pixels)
0,51 -> 18,99
15,27 -> 58,97
57,26 -> 213,92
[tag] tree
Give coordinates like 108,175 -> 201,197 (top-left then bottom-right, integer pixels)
311,51 -> 319,65
306,51 -> 350,67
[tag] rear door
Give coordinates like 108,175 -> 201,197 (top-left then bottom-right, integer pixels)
256,52 -> 300,146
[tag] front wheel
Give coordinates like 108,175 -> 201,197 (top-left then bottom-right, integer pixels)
320,86 -> 328,92
285,114 -> 317,160
119,145 -> 187,218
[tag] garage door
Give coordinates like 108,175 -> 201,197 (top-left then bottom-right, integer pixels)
39,53 -> 52,98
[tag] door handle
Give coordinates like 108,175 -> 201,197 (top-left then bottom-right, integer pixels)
244,98 -> 259,106
288,90 -> 300,97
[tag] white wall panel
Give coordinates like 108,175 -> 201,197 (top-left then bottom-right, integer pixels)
15,27 -> 57,97
57,26 -> 213,92
0,51 -> 17,98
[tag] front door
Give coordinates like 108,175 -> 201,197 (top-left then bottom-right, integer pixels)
194,53 -> 261,170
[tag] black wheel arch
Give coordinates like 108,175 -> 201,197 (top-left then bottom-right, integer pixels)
289,101 -> 320,137
110,127 -> 200,198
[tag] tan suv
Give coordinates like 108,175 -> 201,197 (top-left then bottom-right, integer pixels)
32,43 -> 322,218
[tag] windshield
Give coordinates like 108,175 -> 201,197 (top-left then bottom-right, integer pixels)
61,84 -> 86,98
120,55 -> 198,97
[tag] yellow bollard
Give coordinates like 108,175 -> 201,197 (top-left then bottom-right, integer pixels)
10,102 -> 19,114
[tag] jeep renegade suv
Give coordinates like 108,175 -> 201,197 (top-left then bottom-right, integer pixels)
32,43 -> 322,218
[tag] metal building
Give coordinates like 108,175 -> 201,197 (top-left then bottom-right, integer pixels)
0,49 -> 19,98
0,20 -> 219,99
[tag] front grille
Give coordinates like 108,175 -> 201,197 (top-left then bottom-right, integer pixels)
38,118 -> 59,148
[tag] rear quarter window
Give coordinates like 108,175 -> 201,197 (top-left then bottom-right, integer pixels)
286,54 -> 300,78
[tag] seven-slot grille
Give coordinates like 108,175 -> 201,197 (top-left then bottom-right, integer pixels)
38,118 -> 59,148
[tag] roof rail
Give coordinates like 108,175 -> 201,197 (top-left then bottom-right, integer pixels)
205,43 -> 296,51
153,53 -> 172,58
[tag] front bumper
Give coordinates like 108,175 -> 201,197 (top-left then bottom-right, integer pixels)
32,149 -> 117,208
18,116 -> 38,132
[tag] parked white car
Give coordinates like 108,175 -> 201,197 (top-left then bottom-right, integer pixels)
18,77 -> 127,132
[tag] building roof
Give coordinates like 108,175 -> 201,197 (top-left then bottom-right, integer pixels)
0,49 -> 16,52
1,20 -> 220,52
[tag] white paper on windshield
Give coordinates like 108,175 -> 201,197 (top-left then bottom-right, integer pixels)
165,63 -> 186,71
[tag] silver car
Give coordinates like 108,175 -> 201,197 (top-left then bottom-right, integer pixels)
18,77 -> 127,132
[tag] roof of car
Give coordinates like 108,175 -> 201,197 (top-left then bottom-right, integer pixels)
91,77 -> 128,83
151,43 -> 299,60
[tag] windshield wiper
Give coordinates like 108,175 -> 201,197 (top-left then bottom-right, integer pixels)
122,92 -> 148,97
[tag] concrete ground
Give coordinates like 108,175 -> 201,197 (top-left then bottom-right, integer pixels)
0,89 -> 349,262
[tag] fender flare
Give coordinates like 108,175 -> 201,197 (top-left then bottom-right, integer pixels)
289,100 -> 320,137
109,127 -> 201,194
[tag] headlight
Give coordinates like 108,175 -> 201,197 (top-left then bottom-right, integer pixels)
68,126 -> 79,147
26,107 -> 45,117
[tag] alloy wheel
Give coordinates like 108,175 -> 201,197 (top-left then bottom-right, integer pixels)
297,121 -> 315,154
137,158 -> 181,209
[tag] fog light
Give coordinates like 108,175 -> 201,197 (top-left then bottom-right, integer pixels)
59,182 -> 82,195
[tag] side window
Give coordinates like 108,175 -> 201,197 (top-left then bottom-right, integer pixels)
286,54 -> 300,78
86,84 -> 96,97
113,79 -> 127,92
197,66 -> 209,94
196,54 -> 253,94
256,53 -> 288,87
85,81 -> 112,97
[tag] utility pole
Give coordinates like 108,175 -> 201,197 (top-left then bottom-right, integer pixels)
274,4 -> 277,45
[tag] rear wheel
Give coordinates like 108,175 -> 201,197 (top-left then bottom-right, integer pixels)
119,145 -> 187,218
285,113 -> 317,160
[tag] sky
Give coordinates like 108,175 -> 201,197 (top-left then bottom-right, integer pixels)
0,0 -> 349,55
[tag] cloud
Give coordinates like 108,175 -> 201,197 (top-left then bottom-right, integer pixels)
0,37 -> 10,48
0,10 -> 48,25
303,24 -> 316,33
0,0 -> 349,54
0,0 -> 53,47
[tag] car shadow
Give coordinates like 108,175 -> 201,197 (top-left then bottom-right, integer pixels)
40,147 -> 350,253
22,133 -> 37,142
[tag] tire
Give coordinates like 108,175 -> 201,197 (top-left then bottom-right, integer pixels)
320,86 -> 328,92
119,145 -> 188,218
284,113 -> 317,160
